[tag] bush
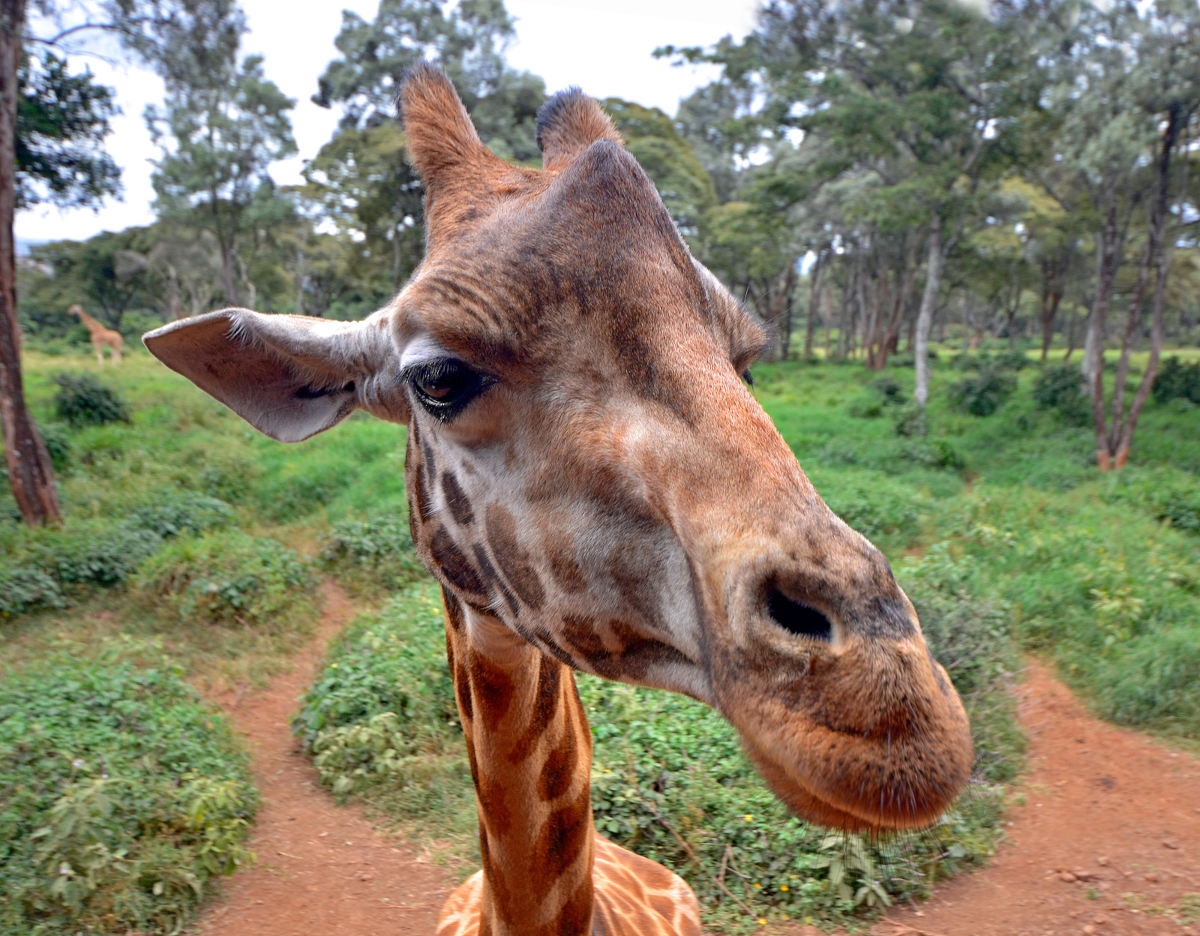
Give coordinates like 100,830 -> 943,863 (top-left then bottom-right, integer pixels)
900,543 -> 1024,782
0,652 -> 256,935
318,515 -> 425,592
1152,356 -> 1200,405
38,424 -> 71,471
947,368 -> 1016,417
293,589 -> 459,800
0,494 -> 235,619
52,373 -> 130,428
1032,364 -> 1091,426
870,375 -> 908,404
993,349 -> 1031,371
134,530 -> 313,627
0,566 -> 65,616
125,491 -> 235,539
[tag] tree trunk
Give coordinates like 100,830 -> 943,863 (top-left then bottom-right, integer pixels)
914,213 -> 944,415
804,251 -> 824,359
1085,201 -> 1120,470
0,0 -> 60,525
1111,100 -> 1184,469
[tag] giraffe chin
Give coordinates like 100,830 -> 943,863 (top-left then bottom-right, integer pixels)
739,727 -> 969,834
720,645 -> 975,834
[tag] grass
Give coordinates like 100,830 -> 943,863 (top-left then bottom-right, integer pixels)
2,340 -> 1199,932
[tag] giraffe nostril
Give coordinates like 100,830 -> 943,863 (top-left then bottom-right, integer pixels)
767,587 -> 834,643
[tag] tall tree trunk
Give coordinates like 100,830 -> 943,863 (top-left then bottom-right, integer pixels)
0,0 -> 60,525
804,251 -> 824,359
1039,271 -> 1063,363
1085,201 -> 1121,470
914,213 -> 944,416
778,265 -> 797,361
1111,100 -> 1184,469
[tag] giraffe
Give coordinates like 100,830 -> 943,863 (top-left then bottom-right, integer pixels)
142,64 -> 973,935
67,304 -> 124,365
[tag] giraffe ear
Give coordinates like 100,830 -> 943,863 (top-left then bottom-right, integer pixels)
143,308 -> 408,443
536,88 -> 624,171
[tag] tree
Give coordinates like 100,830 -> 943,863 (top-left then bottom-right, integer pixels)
2,0 -> 129,525
1045,0 -> 1200,469
147,48 -> 296,307
17,48 -> 120,209
303,123 -> 423,299
308,0 -> 545,306
671,0 -> 1051,418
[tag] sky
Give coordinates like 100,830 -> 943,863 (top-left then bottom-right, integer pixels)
16,0 -> 759,245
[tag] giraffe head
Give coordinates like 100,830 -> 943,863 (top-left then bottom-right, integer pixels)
144,64 -> 972,833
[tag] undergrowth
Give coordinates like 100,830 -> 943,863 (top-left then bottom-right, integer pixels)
0,645 -> 256,936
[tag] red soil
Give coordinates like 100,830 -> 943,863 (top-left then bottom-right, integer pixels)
193,592 -> 1199,936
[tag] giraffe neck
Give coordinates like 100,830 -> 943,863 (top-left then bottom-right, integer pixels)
76,311 -> 102,333
442,591 -> 597,936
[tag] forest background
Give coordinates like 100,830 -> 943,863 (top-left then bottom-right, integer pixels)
6,0 -> 1200,528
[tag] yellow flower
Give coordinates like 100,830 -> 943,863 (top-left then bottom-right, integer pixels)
757,919 -> 768,926
779,884 -> 789,892
743,814 -> 754,821
753,883 -> 762,889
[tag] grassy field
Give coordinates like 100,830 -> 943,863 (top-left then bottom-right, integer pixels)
2,341 -> 1198,932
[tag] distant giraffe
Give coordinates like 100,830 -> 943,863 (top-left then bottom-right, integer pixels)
143,64 -> 973,935
68,304 -> 123,364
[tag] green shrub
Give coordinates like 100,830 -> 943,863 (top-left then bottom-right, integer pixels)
38,424 -> 71,471
993,349 -> 1031,371
892,403 -> 925,437
318,514 -> 425,591
133,531 -> 313,627
900,543 -> 1024,782
815,470 -> 926,548
294,588 -> 460,800
1152,356 -> 1200,405
0,652 -> 256,935
870,375 -> 908,404
125,491 -> 235,539
847,393 -> 883,418
0,566 -> 65,616
947,368 -> 1016,417
0,495 -> 234,619
1032,364 -> 1091,426
42,526 -> 163,587
52,373 -> 130,428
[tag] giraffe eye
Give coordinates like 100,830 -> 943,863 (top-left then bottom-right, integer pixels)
403,359 -> 494,420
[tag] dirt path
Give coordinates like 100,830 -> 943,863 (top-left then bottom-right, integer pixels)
192,583 -> 451,936
195,593 -> 1199,936
874,660 -> 1200,936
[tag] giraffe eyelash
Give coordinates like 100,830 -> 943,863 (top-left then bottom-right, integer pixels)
401,358 -> 496,421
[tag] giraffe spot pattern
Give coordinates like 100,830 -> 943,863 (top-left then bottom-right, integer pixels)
472,545 -> 521,618
430,525 -> 487,596
442,470 -> 475,526
542,525 -> 588,593
561,615 -> 693,682
485,503 -> 546,610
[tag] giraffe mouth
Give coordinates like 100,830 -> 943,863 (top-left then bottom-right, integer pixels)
716,641 -> 974,832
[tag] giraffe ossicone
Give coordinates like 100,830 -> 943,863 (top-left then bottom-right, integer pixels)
144,62 -> 973,936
